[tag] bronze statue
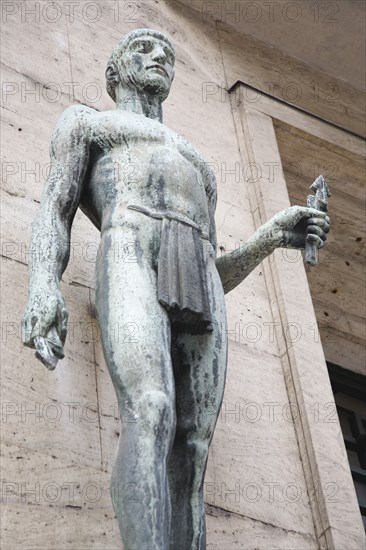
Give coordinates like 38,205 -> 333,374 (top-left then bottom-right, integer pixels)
22,29 -> 330,550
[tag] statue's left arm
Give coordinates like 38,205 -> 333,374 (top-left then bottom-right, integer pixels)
216,205 -> 330,295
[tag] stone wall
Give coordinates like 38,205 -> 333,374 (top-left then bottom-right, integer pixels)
1,1 -> 364,548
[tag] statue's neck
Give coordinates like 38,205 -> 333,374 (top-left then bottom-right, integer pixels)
115,86 -> 163,123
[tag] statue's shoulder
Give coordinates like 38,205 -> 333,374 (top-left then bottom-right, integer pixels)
49,105 -> 102,156
52,104 -> 97,142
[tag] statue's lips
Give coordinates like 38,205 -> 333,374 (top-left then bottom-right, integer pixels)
147,64 -> 169,77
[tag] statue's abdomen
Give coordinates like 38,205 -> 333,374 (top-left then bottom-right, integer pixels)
87,143 -> 210,235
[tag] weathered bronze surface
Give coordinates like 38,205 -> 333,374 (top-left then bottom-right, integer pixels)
22,29 -> 330,549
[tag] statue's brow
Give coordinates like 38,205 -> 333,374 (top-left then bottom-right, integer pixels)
129,38 -> 174,55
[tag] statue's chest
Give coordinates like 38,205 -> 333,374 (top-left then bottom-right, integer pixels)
91,116 -> 201,170
91,116 -> 167,150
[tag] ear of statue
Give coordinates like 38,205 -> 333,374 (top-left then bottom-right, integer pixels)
105,63 -> 119,84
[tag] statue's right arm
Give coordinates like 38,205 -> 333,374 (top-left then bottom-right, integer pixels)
22,105 -> 93,348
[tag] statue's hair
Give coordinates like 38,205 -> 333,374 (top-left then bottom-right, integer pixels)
106,29 -> 175,102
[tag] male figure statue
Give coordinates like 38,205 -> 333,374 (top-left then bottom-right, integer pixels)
22,29 -> 330,550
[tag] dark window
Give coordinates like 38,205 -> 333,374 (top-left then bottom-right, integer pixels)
327,362 -> 366,530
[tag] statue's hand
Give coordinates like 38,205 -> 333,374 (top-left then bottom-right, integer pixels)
272,206 -> 330,250
22,287 -> 68,349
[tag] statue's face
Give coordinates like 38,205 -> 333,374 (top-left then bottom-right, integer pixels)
118,35 -> 175,100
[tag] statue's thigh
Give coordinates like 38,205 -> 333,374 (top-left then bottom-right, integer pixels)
172,260 -> 228,438
95,232 -> 173,401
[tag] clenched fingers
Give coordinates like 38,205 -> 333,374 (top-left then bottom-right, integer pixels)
307,225 -> 327,239
306,215 -> 330,247
308,217 -> 330,232
306,233 -> 324,249
22,311 -> 52,347
56,305 -> 69,345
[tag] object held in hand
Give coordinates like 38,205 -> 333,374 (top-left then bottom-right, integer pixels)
34,326 -> 64,371
305,175 -> 331,266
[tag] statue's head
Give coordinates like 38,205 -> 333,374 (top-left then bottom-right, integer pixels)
106,29 -> 176,103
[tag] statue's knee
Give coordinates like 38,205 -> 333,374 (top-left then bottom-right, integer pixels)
176,416 -> 213,450
139,390 -> 176,434
176,428 -> 210,466
181,436 -> 210,489
187,437 -> 210,462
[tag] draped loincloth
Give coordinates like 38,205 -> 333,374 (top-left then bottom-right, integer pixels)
128,204 -> 213,334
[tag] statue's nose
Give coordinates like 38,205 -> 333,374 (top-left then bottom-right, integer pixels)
151,46 -> 166,63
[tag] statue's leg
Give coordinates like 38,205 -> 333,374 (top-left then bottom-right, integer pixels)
168,250 -> 228,550
95,223 -> 176,550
